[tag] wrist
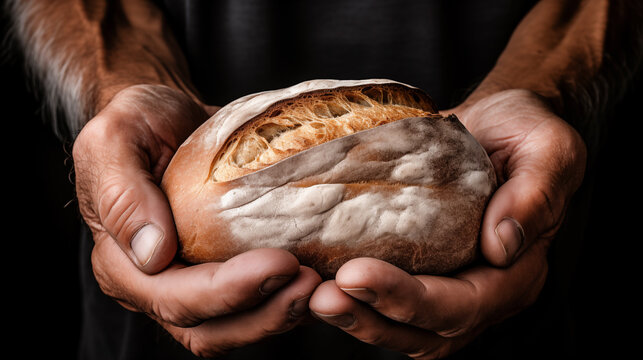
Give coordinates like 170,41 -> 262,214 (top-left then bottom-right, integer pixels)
458,72 -> 562,114
451,89 -> 560,139
93,78 -> 206,118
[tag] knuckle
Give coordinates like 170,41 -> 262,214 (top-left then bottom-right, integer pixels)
89,245 -> 142,313
259,301 -> 306,336
218,294 -> 244,316
91,259 -> 115,298
409,343 -> 452,360
97,181 -> 142,240
72,120 -> 98,158
72,115 -> 115,160
433,312 -> 478,339
179,329 -> 228,359
150,291 -> 203,328
71,137 -> 86,162
90,242 -> 119,297
152,301 -> 185,327
390,309 -> 418,325
435,324 -> 473,338
115,299 -> 139,313
525,183 -> 564,238
260,314 -> 298,336
436,282 -> 481,338
536,185 -> 561,224
388,298 -> 422,325
208,269 -> 251,316
360,330 -> 388,346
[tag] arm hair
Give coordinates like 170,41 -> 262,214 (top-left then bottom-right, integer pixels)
5,0 -> 201,139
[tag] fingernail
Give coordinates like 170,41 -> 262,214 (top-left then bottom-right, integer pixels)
495,217 -> 525,263
340,288 -> 378,305
260,275 -> 291,295
131,224 -> 164,266
289,296 -> 311,318
312,312 -> 356,328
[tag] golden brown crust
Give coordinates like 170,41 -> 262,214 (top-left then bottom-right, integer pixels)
211,83 -> 437,182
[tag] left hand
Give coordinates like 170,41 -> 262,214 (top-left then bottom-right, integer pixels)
309,89 -> 587,358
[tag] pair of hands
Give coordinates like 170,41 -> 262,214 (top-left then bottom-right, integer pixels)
72,84 -> 586,358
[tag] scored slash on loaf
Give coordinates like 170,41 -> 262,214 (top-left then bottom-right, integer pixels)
161,79 -> 497,278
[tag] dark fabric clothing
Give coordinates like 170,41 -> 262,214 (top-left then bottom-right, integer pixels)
156,0 -> 537,109
77,1 -> 598,359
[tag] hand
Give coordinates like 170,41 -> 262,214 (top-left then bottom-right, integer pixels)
309,89 -> 587,358
73,84 -> 322,357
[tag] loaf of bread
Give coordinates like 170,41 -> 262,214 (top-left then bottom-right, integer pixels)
161,79 -> 496,278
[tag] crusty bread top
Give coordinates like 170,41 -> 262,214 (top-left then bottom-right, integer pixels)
211,83 -> 437,182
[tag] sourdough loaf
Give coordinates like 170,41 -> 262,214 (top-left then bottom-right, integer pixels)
161,79 -> 496,278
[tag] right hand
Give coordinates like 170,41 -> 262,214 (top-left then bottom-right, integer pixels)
73,84 -> 322,357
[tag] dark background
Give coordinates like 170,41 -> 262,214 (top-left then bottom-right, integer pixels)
3,22 -> 81,357
2,8 -> 639,360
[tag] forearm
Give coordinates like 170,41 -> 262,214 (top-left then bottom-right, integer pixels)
464,0 -> 643,123
7,0 -> 199,138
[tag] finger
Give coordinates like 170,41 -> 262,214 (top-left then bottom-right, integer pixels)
96,163 -> 179,274
149,249 -> 303,326
480,173 -> 558,267
165,266 -> 322,358
335,258 -> 478,337
310,281 -> 466,359
334,242 -> 549,338
481,116 -> 586,267
91,235 -> 302,327
460,91 -> 586,267
74,114 -> 182,274
74,85 -> 207,274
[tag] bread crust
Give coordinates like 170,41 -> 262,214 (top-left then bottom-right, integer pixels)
161,79 -> 496,278
211,82 -> 437,182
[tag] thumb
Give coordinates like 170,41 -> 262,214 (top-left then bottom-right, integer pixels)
96,167 -> 178,274
73,85 -> 211,275
479,174 -> 560,267
74,117 -> 180,275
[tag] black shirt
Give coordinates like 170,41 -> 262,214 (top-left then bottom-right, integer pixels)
156,0 -> 537,108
